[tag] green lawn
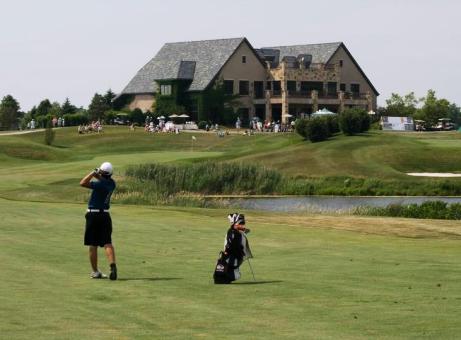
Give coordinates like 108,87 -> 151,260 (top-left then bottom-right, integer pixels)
2,127 -> 461,199
2,198 -> 461,339
2,127 -> 461,338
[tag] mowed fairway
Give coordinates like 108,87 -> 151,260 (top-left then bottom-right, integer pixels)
2,127 -> 461,338
2,198 -> 461,339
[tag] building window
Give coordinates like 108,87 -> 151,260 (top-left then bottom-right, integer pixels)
340,83 -> 346,92
224,80 -> 234,95
272,81 -> 281,95
254,81 -> 264,98
160,85 -> 172,96
242,56 -> 246,63
351,83 -> 360,93
266,81 -> 272,91
287,81 -> 296,94
300,81 -> 322,94
239,81 -> 249,95
327,82 -> 337,95
339,60 -> 344,67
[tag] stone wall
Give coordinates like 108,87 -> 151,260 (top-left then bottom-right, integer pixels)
127,94 -> 155,112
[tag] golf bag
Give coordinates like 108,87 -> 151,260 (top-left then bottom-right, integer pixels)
213,214 -> 253,284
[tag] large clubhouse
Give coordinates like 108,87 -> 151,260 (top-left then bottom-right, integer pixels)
117,37 -> 378,123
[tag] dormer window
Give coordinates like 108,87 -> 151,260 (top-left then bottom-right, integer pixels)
160,85 -> 172,96
242,56 -> 246,63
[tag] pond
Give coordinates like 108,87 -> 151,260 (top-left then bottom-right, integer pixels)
207,196 -> 461,213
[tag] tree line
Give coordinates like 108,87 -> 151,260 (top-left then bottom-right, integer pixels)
0,90 -> 123,130
0,88 -> 460,131
379,89 -> 460,127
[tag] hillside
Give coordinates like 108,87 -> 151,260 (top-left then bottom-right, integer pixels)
1,127 -> 461,201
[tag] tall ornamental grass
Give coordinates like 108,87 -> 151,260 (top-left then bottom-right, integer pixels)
354,201 -> 461,220
125,162 -> 282,195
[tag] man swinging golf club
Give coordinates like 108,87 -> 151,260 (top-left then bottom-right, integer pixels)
80,162 -> 117,280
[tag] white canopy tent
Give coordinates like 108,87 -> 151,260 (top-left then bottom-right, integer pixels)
312,108 -> 336,116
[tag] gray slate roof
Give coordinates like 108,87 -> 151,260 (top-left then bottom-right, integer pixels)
122,38 -> 245,94
260,42 -> 342,64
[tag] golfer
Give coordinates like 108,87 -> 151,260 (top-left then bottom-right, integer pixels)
80,162 -> 117,280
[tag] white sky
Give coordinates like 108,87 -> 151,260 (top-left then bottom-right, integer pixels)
1,0 -> 460,111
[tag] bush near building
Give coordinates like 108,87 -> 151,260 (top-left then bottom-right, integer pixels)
339,108 -> 370,135
295,117 -> 331,143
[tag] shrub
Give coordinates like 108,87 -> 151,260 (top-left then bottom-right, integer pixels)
63,112 -> 89,126
339,108 -> 370,135
305,117 -> 330,142
36,114 -> 52,128
44,120 -> 55,145
198,121 -> 208,130
129,108 -> 145,125
325,115 -> 340,134
294,118 -> 309,139
354,200 -> 461,220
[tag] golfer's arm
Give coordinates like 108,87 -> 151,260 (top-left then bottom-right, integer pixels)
80,172 -> 100,188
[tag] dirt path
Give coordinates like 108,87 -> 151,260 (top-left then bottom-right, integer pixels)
0,129 -> 45,136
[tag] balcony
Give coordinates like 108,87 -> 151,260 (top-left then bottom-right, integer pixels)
343,92 -> 368,100
287,90 -> 311,98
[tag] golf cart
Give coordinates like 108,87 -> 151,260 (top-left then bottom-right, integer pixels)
414,119 -> 426,131
114,113 -> 129,125
436,118 -> 454,131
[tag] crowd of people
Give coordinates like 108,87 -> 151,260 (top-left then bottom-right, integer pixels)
144,120 -> 180,134
236,118 -> 295,134
51,117 -> 66,127
78,121 -> 103,134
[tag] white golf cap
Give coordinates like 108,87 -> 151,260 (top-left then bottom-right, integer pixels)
99,162 -> 113,175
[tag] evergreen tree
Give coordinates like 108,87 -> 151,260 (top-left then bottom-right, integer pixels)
103,89 -> 116,109
88,93 -> 110,121
61,97 -> 77,115
0,95 -> 20,130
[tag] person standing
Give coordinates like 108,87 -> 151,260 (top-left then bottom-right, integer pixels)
80,162 -> 117,280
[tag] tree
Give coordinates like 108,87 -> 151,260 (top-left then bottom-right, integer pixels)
36,99 -> 52,116
48,102 -> 61,117
103,89 -> 116,109
419,89 -> 451,126
0,95 -> 20,130
384,92 -> 419,117
88,93 -> 110,121
447,103 -> 461,126
129,108 -> 145,125
61,97 -> 77,115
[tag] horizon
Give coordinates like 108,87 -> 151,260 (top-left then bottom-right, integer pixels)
1,0 -> 460,111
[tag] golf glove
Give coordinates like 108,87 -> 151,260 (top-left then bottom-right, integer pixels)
93,168 -> 100,175
244,228 -> 251,234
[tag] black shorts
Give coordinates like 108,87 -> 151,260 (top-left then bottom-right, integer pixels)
84,212 -> 112,247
